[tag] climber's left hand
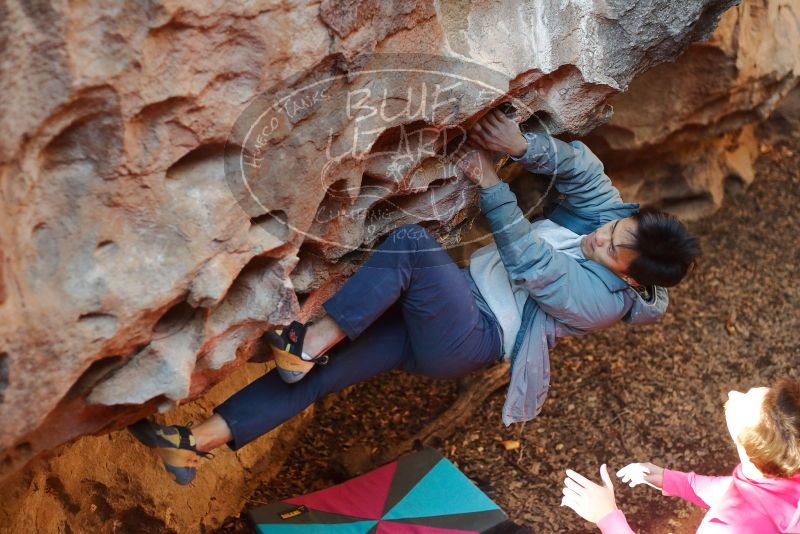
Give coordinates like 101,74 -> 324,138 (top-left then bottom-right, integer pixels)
453,144 -> 500,189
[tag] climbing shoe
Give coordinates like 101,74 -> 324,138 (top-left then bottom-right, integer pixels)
267,320 -> 329,384
128,419 -> 211,485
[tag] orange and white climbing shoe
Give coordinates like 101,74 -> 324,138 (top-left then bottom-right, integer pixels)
128,419 -> 212,485
266,321 -> 329,384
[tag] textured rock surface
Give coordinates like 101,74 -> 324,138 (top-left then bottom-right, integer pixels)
0,0 -> 737,491
584,0 -> 800,218
0,363 -> 312,533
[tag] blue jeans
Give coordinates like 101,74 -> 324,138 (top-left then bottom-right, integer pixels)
214,224 -> 502,450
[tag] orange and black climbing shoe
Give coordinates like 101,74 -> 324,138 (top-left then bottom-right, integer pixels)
266,321 -> 329,384
128,419 -> 212,485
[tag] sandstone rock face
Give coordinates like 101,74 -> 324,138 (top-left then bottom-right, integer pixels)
0,363 -> 312,533
584,0 -> 800,219
0,0 -> 736,503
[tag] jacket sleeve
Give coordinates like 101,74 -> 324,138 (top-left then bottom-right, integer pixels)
511,131 -> 625,215
597,510 -> 636,534
662,469 -> 734,510
480,181 -> 627,330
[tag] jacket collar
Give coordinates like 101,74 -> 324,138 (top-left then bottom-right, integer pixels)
579,259 -> 630,292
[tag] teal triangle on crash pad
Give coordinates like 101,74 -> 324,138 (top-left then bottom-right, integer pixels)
383,458 -> 499,520
256,520 -> 378,534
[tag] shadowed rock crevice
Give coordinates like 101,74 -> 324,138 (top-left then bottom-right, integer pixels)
658,192 -> 716,220
723,172 -> 747,198
45,475 -> 80,515
166,143 -> 228,182
64,355 -> 126,401
119,506 -> 176,534
152,300 -> 197,340
41,110 -> 124,180
0,352 -> 8,404
0,442 -> 31,477
249,210 -> 290,244
94,240 -> 116,253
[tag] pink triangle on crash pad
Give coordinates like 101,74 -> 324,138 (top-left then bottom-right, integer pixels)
375,522 -> 477,534
284,461 -> 398,520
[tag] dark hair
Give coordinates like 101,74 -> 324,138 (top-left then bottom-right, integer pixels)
739,379 -> 800,478
624,209 -> 700,287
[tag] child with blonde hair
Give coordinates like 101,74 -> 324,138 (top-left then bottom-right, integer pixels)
562,379 -> 800,533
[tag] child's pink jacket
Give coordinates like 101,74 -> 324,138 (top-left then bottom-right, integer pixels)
597,465 -> 800,533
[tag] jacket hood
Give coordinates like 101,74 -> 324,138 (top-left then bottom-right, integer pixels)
733,466 -> 800,532
622,285 -> 668,326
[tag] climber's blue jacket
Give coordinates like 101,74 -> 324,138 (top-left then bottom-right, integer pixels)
468,132 -> 669,425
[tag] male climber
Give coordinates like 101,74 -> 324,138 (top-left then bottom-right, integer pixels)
129,109 -> 700,484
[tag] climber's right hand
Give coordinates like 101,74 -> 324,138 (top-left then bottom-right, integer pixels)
470,109 -> 528,158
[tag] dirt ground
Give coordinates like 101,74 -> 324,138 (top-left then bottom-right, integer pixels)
215,92 -> 800,534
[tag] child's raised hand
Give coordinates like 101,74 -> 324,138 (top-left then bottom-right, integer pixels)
561,464 -> 619,524
617,462 -> 665,490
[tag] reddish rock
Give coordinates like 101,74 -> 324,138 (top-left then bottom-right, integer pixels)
585,0 -> 800,218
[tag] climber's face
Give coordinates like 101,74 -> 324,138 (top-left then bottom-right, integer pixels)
580,217 -> 640,286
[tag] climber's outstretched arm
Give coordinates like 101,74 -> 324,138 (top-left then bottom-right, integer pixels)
470,110 -> 628,217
